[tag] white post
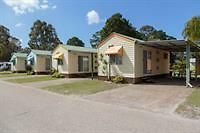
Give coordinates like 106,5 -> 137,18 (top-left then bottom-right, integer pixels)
186,43 -> 191,87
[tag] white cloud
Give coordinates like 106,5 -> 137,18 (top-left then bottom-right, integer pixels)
42,0 -> 48,4
52,5 -> 56,9
19,38 -> 23,43
3,0 -> 57,15
40,4 -> 49,10
86,10 -> 100,25
15,22 -> 24,27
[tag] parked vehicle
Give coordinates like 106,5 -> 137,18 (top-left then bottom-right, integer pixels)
0,62 -> 11,71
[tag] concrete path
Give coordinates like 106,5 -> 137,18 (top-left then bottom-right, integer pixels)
85,84 -> 192,114
0,80 -> 200,133
22,78 -> 88,88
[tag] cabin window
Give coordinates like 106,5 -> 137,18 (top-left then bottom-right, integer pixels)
164,53 -> 168,59
78,56 -> 89,72
143,50 -> 152,74
57,59 -> 63,65
110,55 -> 122,65
156,66 -> 159,70
46,58 -> 51,70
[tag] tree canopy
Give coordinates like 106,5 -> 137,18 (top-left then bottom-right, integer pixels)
90,13 -> 176,48
90,13 -> 143,48
28,20 -> 62,51
139,25 -> 176,41
100,13 -> 142,40
139,25 -> 156,40
90,31 -> 101,48
19,47 -> 31,54
66,37 -> 85,47
183,16 -> 200,42
0,25 -> 21,61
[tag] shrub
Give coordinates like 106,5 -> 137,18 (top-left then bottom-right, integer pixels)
27,71 -> 35,75
26,65 -> 32,72
50,68 -> 57,75
111,75 -> 124,84
51,72 -> 64,78
26,65 -> 35,75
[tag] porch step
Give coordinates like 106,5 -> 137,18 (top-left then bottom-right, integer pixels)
142,77 -> 155,83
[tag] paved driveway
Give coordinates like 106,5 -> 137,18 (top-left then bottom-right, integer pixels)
0,79 -> 200,133
85,84 -> 192,114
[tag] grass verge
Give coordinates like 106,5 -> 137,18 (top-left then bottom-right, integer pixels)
6,76 -> 57,83
0,71 -> 12,75
42,80 -> 125,95
176,89 -> 200,119
0,72 -> 27,78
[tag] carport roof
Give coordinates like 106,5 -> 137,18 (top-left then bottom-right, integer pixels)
137,40 -> 200,52
31,49 -> 52,56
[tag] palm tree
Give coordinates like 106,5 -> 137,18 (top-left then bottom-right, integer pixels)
183,16 -> 200,42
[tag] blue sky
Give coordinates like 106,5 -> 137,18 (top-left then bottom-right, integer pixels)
0,0 -> 199,48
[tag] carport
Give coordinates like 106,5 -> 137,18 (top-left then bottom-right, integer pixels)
138,40 -> 200,87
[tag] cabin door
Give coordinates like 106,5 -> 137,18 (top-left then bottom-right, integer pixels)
143,50 -> 152,74
45,57 -> 51,70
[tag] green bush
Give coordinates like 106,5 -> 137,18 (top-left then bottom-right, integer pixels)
27,71 -> 35,75
26,65 -> 32,71
111,75 -> 124,84
26,65 -> 35,75
51,72 -> 64,78
50,68 -> 57,75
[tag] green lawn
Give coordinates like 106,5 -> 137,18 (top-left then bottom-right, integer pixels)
176,89 -> 200,119
6,76 -> 57,83
0,71 -> 12,75
186,89 -> 200,107
0,72 -> 27,78
42,80 -> 124,95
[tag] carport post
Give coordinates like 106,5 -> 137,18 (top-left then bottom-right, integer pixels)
108,55 -> 111,80
91,53 -> 94,80
186,43 -> 191,87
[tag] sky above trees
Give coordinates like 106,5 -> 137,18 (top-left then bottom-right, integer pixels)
0,0 -> 199,47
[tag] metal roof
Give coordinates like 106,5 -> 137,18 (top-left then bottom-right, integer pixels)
12,53 -> 27,58
31,49 -> 52,56
137,40 -> 200,52
97,32 -> 143,48
10,53 -> 27,61
61,45 -> 97,53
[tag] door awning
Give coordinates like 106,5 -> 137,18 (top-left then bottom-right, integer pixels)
105,46 -> 123,56
53,52 -> 64,59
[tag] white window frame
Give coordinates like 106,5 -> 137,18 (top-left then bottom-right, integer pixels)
109,54 -> 122,65
78,56 -> 89,72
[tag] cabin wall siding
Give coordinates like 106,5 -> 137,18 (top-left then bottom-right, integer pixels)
134,43 -> 170,78
13,57 -> 26,71
52,46 -> 69,74
98,36 -> 135,78
68,51 -> 98,74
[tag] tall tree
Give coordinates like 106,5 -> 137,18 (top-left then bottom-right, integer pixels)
100,13 -> 142,40
28,20 -> 62,51
66,37 -> 85,47
0,25 -> 21,61
90,31 -> 101,48
90,13 -> 143,48
139,25 -> 156,40
19,47 -> 31,54
183,16 -> 200,42
139,25 -> 176,41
